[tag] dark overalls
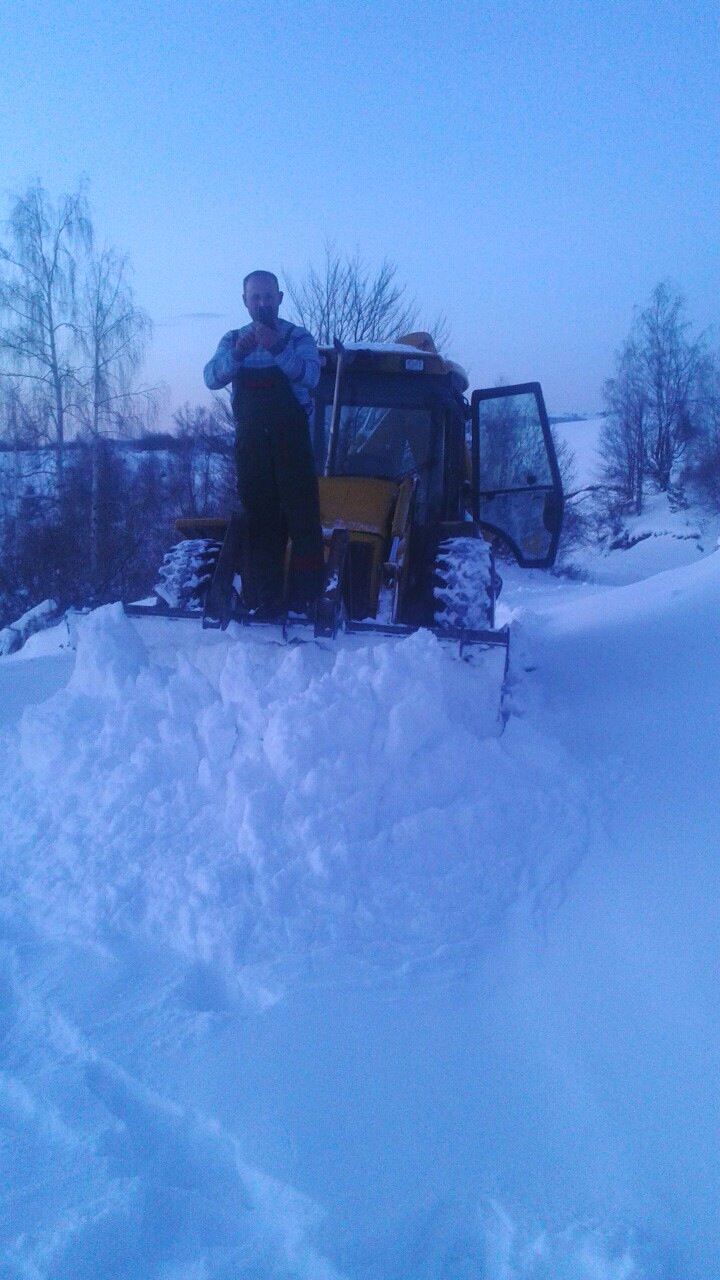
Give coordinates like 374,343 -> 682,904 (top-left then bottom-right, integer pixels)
231,365 -> 325,610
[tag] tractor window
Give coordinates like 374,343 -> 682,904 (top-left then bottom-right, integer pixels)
475,391 -> 553,491
471,383 -> 563,568
324,404 -> 433,479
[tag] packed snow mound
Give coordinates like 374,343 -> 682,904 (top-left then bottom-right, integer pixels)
547,530 -> 720,638
2,605 -> 586,1003
6,540 -> 717,1278
587,492 -> 720,586
0,597 -> 58,655
0,605 -> 600,1279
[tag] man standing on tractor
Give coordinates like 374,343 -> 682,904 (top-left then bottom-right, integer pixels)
203,270 -> 325,615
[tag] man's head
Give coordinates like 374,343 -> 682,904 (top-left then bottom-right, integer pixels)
243,270 -> 283,326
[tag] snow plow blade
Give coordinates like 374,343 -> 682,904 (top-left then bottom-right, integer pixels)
344,619 -> 509,650
124,595 -> 509,664
124,503 -> 510,659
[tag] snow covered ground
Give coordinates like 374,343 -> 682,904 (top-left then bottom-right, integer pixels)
1,456 -> 719,1276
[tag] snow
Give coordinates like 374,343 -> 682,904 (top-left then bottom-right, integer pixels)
318,341 -> 469,385
0,598 -> 58,657
321,341 -> 441,357
1,495 -> 720,1275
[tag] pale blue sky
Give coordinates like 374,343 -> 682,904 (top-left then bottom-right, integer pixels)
2,0 -> 718,415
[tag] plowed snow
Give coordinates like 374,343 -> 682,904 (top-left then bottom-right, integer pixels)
1,549 -> 719,1278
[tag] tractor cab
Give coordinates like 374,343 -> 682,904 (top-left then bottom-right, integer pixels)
312,341 -> 470,623
312,338 -> 563,626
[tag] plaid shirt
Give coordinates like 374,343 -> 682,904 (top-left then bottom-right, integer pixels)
203,319 -> 320,419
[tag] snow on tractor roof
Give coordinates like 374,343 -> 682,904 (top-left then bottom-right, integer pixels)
317,337 -> 469,390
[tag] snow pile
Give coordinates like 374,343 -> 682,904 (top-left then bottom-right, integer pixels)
586,491 -> 719,585
550,414 -> 720,586
2,606 -> 585,1000
1,536 -> 719,1277
0,597 -> 57,656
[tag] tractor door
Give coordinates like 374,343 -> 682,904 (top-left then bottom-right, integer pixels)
471,382 -> 563,568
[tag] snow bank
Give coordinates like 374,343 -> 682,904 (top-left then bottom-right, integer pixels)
510,546 -> 720,1279
586,493 -> 718,586
0,597 -> 57,656
3,543 -> 717,1277
3,605 -> 585,997
547,532 -> 720,638
0,603 -> 599,1278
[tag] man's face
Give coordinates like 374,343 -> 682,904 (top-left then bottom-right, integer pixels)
243,274 -> 283,325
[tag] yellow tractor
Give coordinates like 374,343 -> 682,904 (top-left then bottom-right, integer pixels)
128,335 -> 563,656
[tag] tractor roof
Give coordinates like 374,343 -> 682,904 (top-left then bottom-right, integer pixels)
318,340 -> 469,393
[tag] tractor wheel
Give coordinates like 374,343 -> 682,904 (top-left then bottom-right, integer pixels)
154,538 -> 222,611
433,535 -> 496,631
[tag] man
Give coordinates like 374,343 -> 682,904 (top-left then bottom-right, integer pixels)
203,270 -> 325,614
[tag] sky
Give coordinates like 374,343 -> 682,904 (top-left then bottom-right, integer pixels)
1,0 -> 719,418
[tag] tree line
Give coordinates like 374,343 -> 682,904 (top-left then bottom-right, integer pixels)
0,401 -> 236,627
0,182 -> 166,622
600,282 -> 719,515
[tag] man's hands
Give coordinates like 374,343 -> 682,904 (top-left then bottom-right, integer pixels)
234,324 -> 281,359
234,330 -> 258,359
253,322 -> 281,351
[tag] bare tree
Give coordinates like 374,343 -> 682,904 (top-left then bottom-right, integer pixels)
77,246 -> 156,579
0,183 -> 92,488
639,284 -> 707,489
550,432 -> 596,554
285,244 -> 450,350
600,337 -> 648,513
0,379 -> 44,450
79,246 -> 154,437
600,283 -> 708,512
693,353 -> 720,507
0,182 -> 163,610
170,403 -> 235,515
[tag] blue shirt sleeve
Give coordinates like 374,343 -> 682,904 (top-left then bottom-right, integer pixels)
273,326 -> 321,391
203,331 -> 244,390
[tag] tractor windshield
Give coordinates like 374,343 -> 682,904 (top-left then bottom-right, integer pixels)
324,404 -> 434,479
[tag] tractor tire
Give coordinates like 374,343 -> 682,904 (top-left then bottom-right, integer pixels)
433,535 -> 496,631
154,538 -> 222,612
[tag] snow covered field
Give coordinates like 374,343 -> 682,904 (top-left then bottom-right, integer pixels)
1,458 -> 719,1276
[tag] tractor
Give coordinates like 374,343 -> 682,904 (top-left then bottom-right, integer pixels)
126,334 -> 563,656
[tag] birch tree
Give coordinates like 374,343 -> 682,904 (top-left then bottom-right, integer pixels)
78,246 -> 154,579
600,283 -> 708,510
639,284 -> 706,490
600,338 -> 648,513
0,183 -> 92,489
